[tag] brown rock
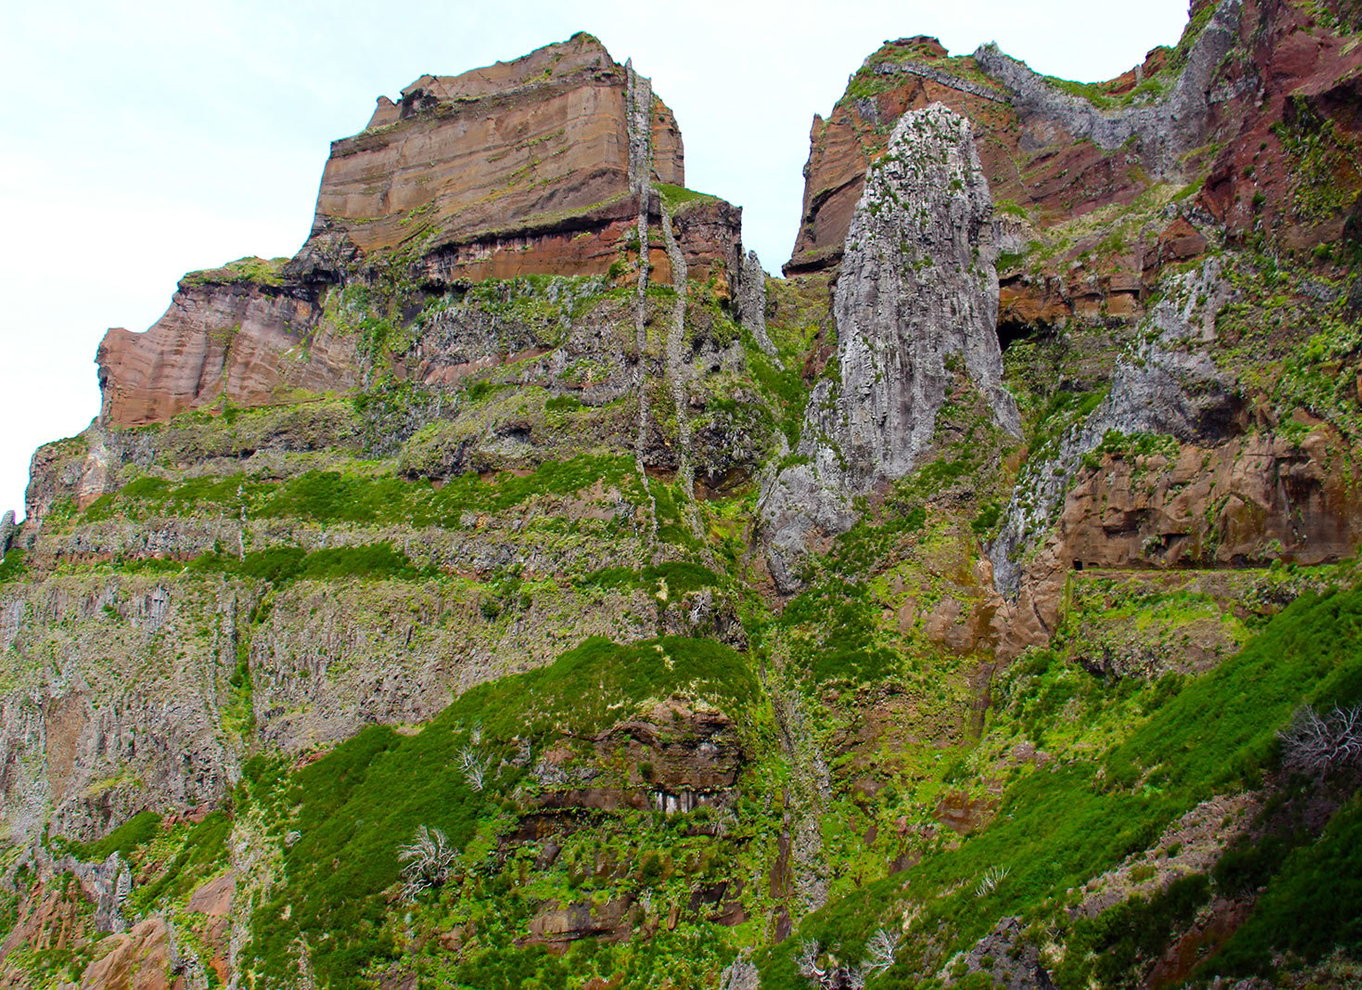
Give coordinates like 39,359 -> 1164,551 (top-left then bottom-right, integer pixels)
96,278 -> 350,428
996,428 -> 1362,660
186,871 -> 234,917
79,919 -> 177,990
525,893 -> 637,951
934,789 -> 998,834
530,700 -> 745,813
306,34 -> 687,276
94,34 -> 745,430
1155,217 -> 1209,266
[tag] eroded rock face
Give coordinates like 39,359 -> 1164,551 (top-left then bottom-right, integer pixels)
761,105 -> 1020,589
530,699 -> 745,813
988,261 -> 1362,658
991,261 -> 1242,598
787,0 -> 1362,321
96,279 -> 351,429
0,576 -> 254,845
93,34 -> 745,432
305,33 -> 683,266
952,917 -> 1056,989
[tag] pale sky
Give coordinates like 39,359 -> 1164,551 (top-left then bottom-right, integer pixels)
0,0 -> 1189,519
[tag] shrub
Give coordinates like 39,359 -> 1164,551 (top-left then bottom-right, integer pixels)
397,825 -> 456,902
1279,704 -> 1362,775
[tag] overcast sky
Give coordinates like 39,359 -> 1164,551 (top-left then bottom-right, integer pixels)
0,0 -> 1189,519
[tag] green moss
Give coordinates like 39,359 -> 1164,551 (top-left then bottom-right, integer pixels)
81,453 -> 645,529
181,256 -> 288,288
760,585 -> 1362,982
1207,793 -> 1362,976
655,184 -> 717,211
64,811 -> 162,862
131,811 -> 232,910
0,548 -> 27,583
579,561 -> 724,598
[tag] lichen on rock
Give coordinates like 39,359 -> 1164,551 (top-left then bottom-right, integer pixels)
761,104 -> 1020,589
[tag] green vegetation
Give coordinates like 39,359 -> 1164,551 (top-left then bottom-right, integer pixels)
0,548 -> 27,583
242,634 -> 759,988
181,256 -> 288,288
79,453 -> 644,528
1274,96 -> 1362,222
64,811 -> 162,862
760,585 -> 1362,985
128,811 -> 232,911
656,184 -> 718,211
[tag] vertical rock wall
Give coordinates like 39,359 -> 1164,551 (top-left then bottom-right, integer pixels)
760,105 -> 1020,589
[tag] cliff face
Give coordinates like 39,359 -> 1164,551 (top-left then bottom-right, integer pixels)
305,33 -> 684,273
787,0 -> 1362,322
94,33 -> 743,431
760,105 -> 1020,588
6,6 -> 1362,989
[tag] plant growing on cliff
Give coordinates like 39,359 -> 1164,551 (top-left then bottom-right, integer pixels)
397,825 -> 455,901
1279,704 -> 1362,775
974,865 -> 1010,897
457,746 -> 490,791
863,927 -> 901,976
797,929 -> 900,988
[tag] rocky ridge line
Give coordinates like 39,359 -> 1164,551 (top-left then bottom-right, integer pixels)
973,0 -> 1244,175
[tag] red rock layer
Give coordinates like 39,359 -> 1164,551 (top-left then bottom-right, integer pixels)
95,34 -> 745,429
96,279 -> 354,428
1198,0 -> 1362,249
787,8 -> 1362,300
308,32 -> 687,275
993,427 -> 1362,659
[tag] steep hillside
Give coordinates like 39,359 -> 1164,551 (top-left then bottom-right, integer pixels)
2,4 -> 1361,988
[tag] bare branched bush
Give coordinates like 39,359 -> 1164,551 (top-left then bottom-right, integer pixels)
1280,704 -> 1362,775
862,927 -> 900,976
974,865 -> 1010,898
799,940 -> 840,986
397,825 -> 455,902
458,746 -> 490,791
798,932 -> 900,989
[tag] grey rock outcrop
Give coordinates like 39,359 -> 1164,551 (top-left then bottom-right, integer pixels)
974,0 -> 1243,176
0,512 -> 15,560
739,251 -> 777,359
70,851 -> 133,933
989,260 -> 1240,597
949,916 -> 1056,988
760,104 -> 1020,589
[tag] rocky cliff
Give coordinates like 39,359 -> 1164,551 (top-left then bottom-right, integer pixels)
5,6 -> 1362,989
760,105 -> 1020,589
96,33 -> 745,430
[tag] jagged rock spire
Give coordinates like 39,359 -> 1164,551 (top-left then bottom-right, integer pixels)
760,104 -> 1020,590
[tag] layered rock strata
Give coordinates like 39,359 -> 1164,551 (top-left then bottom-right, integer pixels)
989,260 -> 1362,657
94,35 -> 749,432
786,0 -> 1362,321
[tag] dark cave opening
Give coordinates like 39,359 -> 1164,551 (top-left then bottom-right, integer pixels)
996,318 -> 1044,353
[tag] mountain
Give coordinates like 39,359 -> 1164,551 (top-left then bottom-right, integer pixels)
2,3 -> 1362,987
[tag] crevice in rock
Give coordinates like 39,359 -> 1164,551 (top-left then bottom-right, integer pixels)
996,317 -> 1047,353
626,61 -> 660,546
